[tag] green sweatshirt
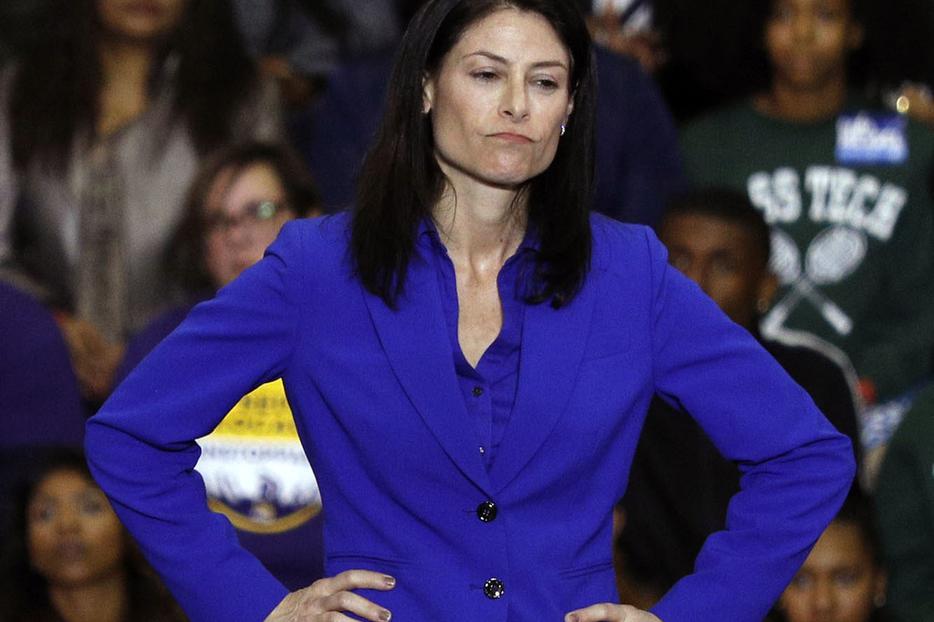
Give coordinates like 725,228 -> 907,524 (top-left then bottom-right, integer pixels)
875,384 -> 934,621
681,98 -> 934,400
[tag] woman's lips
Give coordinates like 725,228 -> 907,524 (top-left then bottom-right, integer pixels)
490,132 -> 534,144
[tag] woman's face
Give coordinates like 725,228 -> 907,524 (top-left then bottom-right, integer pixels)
779,521 -> 886,622
203,163 -> 297,288
765,0 -> 862,92
96,0 -> 188,42
27,469 -> 126,587
423,8 -> 574,192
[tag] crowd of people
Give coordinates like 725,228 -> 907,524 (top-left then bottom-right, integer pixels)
1,0 -> 932,620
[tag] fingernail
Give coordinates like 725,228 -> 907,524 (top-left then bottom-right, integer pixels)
566,615 -> 579,622
383,575 -> 396,588
380,610 -> 392,621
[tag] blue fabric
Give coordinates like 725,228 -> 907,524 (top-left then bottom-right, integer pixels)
86,212 -> 854,622
1,280 -> 85,448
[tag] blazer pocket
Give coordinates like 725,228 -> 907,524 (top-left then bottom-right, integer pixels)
558,559 -> 614,579
326,552 -> 412,569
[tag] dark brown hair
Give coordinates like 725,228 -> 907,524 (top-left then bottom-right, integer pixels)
9,0 -> 260,172
167,141 -> 320,293
351,0 -> 596,308
0,447 -> 186,622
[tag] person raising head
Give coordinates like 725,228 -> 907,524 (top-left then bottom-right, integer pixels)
0,448 -> 184,622
777,486 -> 888,622
85,2 -> 854,621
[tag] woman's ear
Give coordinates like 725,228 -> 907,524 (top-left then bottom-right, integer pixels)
422,74 -> 435,114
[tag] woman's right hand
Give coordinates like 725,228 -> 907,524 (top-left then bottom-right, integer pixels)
264,570 -> 396,621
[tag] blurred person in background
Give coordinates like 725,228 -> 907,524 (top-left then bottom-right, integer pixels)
0,280 -> 86,527
116,140 -> 324,591
775,486 -> 889,622
874,383 -> 934,621
0,447 -> 185,622
680,0 -> 934,482
0,0 -> 281,403
616,188 -> 861,607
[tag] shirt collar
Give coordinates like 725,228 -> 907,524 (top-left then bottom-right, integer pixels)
417,218 -> 540,257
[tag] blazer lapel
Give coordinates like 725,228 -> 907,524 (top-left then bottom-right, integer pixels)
490,281 -> 597,492
361,256 -> 494,495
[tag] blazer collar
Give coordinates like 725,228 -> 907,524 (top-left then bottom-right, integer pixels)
488,278 -> 595,491
362,252 -> 495,495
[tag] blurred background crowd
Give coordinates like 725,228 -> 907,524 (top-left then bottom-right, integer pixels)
0,0 -> 933,621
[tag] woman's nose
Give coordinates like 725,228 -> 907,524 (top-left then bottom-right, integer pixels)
500,78 -> 530,121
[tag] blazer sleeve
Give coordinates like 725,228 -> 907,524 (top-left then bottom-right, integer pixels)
85,222 -> 309,622
641,229 -> 856,622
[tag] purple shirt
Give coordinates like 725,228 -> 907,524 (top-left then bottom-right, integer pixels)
418,223 -> 536,468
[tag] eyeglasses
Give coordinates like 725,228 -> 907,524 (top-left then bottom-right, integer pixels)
204,200 -> 285,234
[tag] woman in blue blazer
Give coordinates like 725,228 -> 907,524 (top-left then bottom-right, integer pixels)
85,0 -> 855,621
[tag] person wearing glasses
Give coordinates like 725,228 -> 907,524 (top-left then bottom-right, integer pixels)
87,1 -> 854,621
115,140 -> 324,594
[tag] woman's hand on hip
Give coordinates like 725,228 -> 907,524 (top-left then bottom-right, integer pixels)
264,570 -> 395,621
565,603 -> 662,622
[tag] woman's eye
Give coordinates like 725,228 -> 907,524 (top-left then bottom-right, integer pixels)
79,493 -> 107,515
471,70 -> 498,82
29,504 -> 55,523
533,78 -> 559,91
833,570 -> 861,586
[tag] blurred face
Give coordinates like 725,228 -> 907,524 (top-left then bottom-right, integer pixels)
659,212 -> 774,329
765,0 -> 863,92
423,8 -> 574,191
779,521 -> 886,622
203,163 -> 297,287
28,469 -> 125,588
97,0 -> 187,42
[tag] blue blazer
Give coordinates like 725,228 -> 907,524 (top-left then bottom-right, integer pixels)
86,213 -> 854,622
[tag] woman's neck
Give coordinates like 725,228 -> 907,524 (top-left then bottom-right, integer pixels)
755,75 -> 848,123
96,38 -> 158,137
48,572 -> 129,622
431,176 -> 528,271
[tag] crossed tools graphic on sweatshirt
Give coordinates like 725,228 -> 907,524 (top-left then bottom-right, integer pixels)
762,225 -> 868,337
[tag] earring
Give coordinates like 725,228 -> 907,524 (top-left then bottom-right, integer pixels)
874,593 -> 887,608
756,298 -> 770,314
560,124 -> 566,136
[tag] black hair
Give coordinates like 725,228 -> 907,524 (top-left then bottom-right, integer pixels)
833,484 -> 883,567
662,187 -> 772,270
9,0 -> 260,172
351,0 -> 596,309
0,447 -> 184,622
167,140 -> 320,293
750,0 -> 870,89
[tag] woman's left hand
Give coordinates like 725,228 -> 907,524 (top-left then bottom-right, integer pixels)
565,603 -> 662,622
